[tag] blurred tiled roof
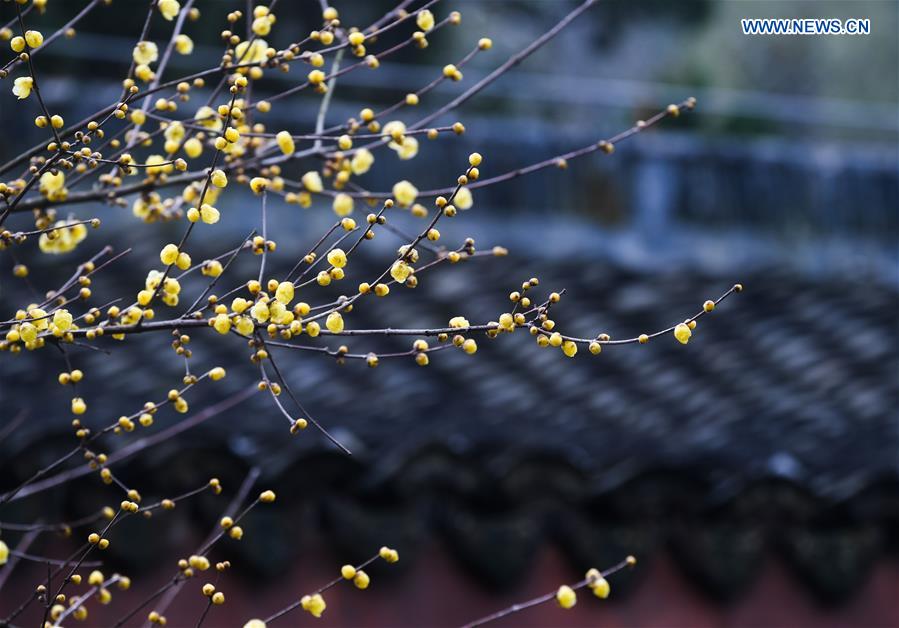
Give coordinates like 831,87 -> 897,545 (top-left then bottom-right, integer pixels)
3,243 -> 897,600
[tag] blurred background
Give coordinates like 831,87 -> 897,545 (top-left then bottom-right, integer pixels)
1,1 -> 897,626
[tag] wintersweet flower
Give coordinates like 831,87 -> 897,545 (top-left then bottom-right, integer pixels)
175,34 -> 193,55
52,309 -> 73,333
158,0 -> 180,20
350,148 -> 374,174
332,193 -> 353,216
160,244 -> 179,265
390,260 -> 412,283
234,39 -> 268,64
556,585 -> 577,609
353,570 -> 370,589
449,316 -> 469,328
326,312 -> 344,333
250,300 -> 270,323
24,30 -> 44,48
301,171 -> 323,192
275,282 -> 294,304
454,186 -> 473,209
200,204 -> 220,224
194,105 -> 222,131
416,9 -> 435,31
276,131 -> 295,155
394,136 -> 419,160
326,248 -> 347,268
38,219 -> 87,254
12,76 -> 33,99
133,41 -> 158,65
300,594 -> 326,618
392,180 -> 418,207
39,171 -> 66,201
674,322 -> 692,344
211,170 -> 228,188
183,137 -> 202,158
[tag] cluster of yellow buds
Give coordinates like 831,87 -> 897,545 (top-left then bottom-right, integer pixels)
160,243 -> 191,270
585,567 -> 612,599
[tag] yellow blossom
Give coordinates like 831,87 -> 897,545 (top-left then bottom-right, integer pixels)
275,281 -> 294,304
252,15 -> 272,36
52,309 -> 73,333
300,594 -> 326,618
234,39 -> 268,64
332,193 -> 353,216
326,312 -> 344,333
350,148 -> 374,174
326,248 -> 347,268
158,0 -> 180,20
394,136 -> 419,160
449,316 -> 469,328
135,64 -> 154,83
390,260 -> 412,283
24,30 -> 43,48
160,243 -> 179,265
416,9 -> 435,31
556,585 -> 577,609
183,137 -> 203,158
175,34 -> 193,55
38,219 -> 87,254
383,119 -> 406,139
195,105 -> 222,131
0,540 -> 8,565
392,180 -> 418,207
353,570 -> 370,589
19,322 -> 37,344
164,121 -> 185,144
591,576 -> 610,599
454,186 -> 473,210
249,177 -> 269,194
200,204 -> 220,224
213,313 -> 231,334
176,252 -> 191,270
301,171 -> 323,192
12,76 -> 33,99
276,130 -> 295,155
39,171 -> 66,201
145,154 -> 172,176
236,316 -> 254,335
674,322 -> 692,344
133,41 -> 158,65
250,300 -> 270,323
211,170 -> 228,188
